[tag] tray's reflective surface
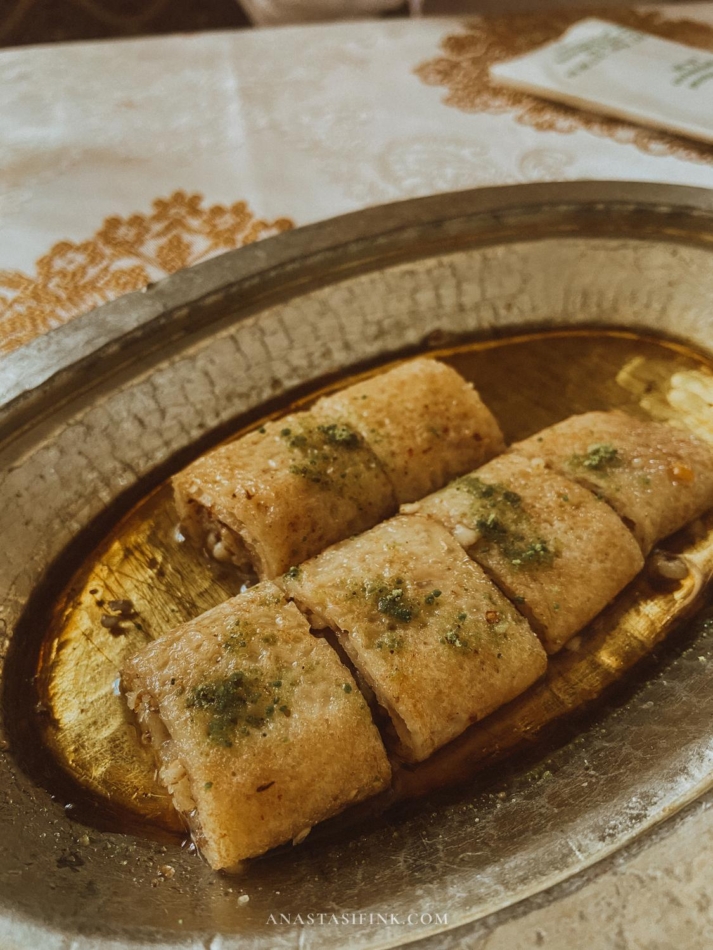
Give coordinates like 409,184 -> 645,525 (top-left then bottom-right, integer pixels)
30,330 -> 713,835
2,183 -> 713,950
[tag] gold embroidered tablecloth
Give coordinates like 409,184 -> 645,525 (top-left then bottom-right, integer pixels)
2,5 -> 713,357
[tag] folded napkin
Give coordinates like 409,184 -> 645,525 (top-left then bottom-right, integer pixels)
491,18 -> 713,146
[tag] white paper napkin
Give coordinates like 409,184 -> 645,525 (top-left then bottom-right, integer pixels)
491,18 -> 713,146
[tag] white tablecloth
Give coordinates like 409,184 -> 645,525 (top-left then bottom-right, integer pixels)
2,4 -> 713,355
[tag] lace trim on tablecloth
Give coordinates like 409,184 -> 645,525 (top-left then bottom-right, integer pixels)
416,8 -> 713,167
0,191 -> 293,356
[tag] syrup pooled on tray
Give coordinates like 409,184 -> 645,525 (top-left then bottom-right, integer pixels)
22,329 -> 713,836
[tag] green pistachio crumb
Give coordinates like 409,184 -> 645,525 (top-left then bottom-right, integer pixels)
186,669 -> 288,746
375,632 -> 404,653
502,489 -> 522,506
204,781 -> 213,790
225,637 -> 247,650
509,539 -> 553,567
476,512 -> 508,542
342,683 -> 352,693
285,565 -> 301,580
441,630 -> 467,649
316,422 -> 361,448
424,589 -> 442,605
571,442 -> 621,472
376,587 -> 417,623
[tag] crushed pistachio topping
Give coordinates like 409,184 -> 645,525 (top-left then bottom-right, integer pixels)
375,631 -> 405,653
377,588 -> 415,623
442,629 -> 468,649
362,576 -> 420,624
284,565 -> 301,580
186,668 -> 291,747
570,442 -> 621,472
476,512 -> 508,543
224,617 -> 251,651
279,418 -> 370,489
455,475 -> 522,509
453,476 -> 555,569
440,606 -> 495,652
440,602 -> 512,651
508,538 -> 554,567
316,423 -> 362,448
440,610 -> 472,651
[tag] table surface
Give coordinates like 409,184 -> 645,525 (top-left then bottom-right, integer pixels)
2,9 -> 713,947
2,4 -> 713,357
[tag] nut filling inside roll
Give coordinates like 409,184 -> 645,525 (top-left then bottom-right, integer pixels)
174,413 -> 396,579
173,359 -> 504,580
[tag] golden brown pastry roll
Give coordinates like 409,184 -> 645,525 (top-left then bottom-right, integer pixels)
313,358 -> 505,503
513,411 -> 713,554
174,411 -> 395,578
121,582 -> 390,871
281,515 -> 547,762
406,453 -> 644,654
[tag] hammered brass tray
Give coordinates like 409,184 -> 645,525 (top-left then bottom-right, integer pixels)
2,182 -> 713,950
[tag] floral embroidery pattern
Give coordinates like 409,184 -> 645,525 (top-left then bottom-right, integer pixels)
0,191 -> 294,356
416,9 -> 713,167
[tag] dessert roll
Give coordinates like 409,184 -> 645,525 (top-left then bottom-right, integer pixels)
406,453 -> 644,654
174,411 -> 395,579
281,515 -> 547,762
513,411 -> 713,554
122,582 -> 390,871
313,359 -> 505,504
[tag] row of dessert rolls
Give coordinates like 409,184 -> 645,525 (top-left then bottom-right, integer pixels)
173,358 -> 505,578
123,359 -> 713,871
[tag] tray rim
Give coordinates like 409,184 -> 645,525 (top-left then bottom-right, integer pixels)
3,179 -> 713,949
3,179 -> 713,442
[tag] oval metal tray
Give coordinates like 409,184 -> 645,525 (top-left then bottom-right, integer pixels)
2,181 -> 713,950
